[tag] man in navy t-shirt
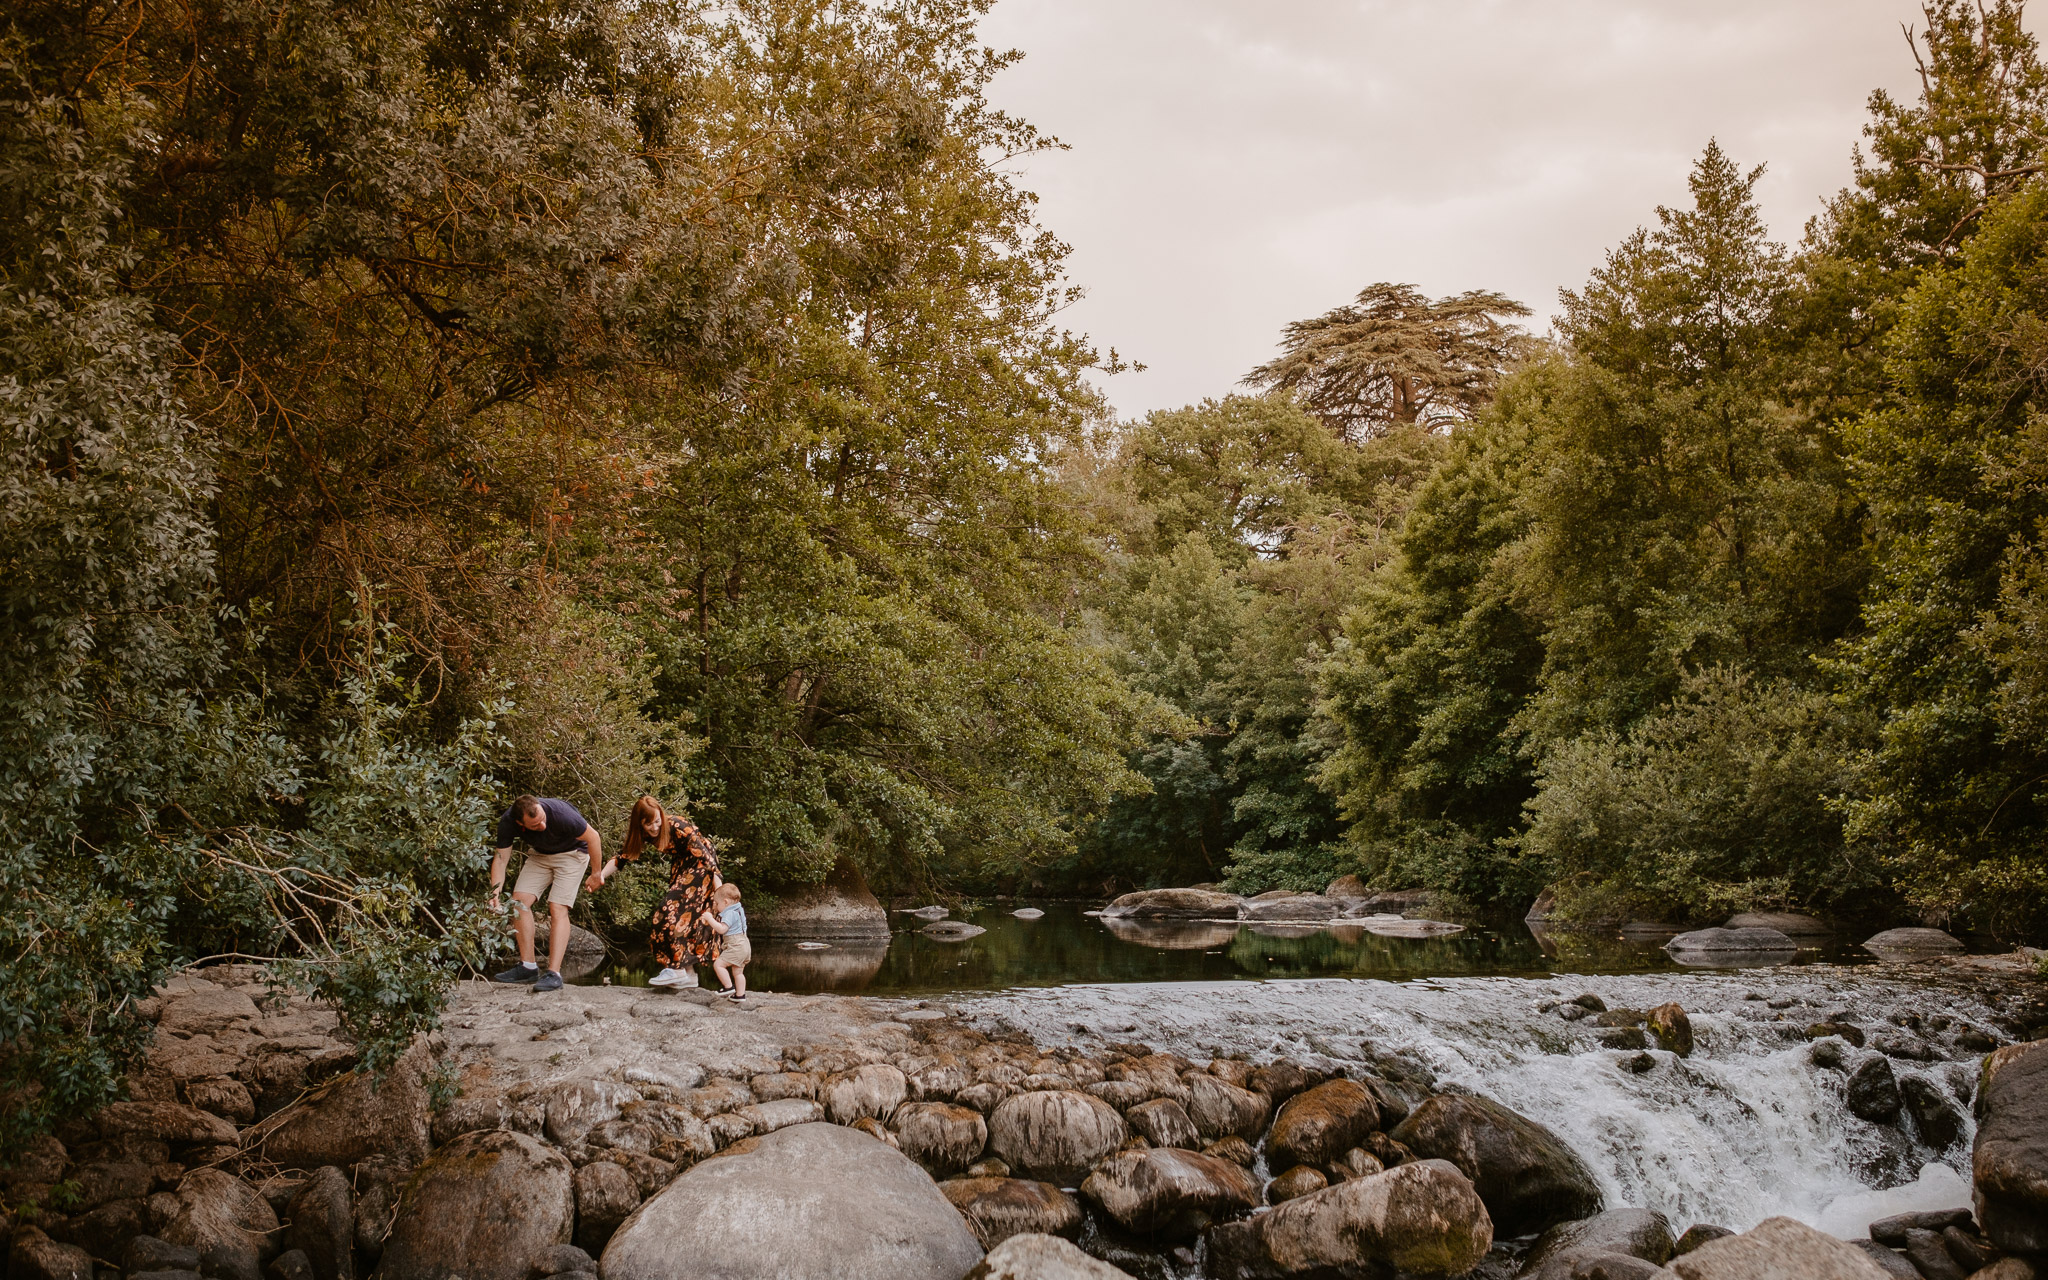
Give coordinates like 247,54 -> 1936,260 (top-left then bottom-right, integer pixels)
488,795 -> 604,992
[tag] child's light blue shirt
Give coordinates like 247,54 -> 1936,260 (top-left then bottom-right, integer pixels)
721,904 -> 747,936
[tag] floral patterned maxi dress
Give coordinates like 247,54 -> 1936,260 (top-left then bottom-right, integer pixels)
646,819 -> 720,971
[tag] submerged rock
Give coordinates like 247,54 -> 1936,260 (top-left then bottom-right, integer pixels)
963,1233 -> 1135,1280
1724,911 -> 1832,938
1362,918 -> 1465,938
924,921 -> 988,941
1862,927 -> 1964,956
1390,1094 -> 1602,1236
600,1123 -> 981,1280
1079,1147 -> 1259,1237
1098,889 -> 1246,920
988,1091 -> 1128,1185
1664,927 -> 1797,954
1973,1039 -> 2048,1252
1205,1159 -> 1492,1279
1667,1215 -> 1893,1279
1846,1056 -> 1902,1123
941,1178 -> 1082,1250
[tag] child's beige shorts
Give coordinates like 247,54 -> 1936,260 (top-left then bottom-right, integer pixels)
720,934 -> 752,968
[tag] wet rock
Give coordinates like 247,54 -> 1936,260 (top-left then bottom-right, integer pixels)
1848,1240 -> 1921,1280
1847,1056 -> 1903,1123
1080,1148 -> 1259,1237
374,1130 -> 573,1280
1810,1023 -> 1867,1049
1900,1228 -> 1967,1280
1203,1137 -> 1256,1168
1940,1224 -> 1994,1272
1518,1208 -> 1675,1280
940,1178 -> 1082,1249
988,1091 -> 1128,1185
923,920 -> 988,941
1125,1099 -> 1200,1151
281,1166 -> 353,1280
1972,1039 -> 2048,1252
1247,1061 -> 1321,1107
1266,1080 -> 1380,1170
95,1102 -> 239,1148
752,855 -> 890,940
1663,927 -> 1797,954
1898,1074 -> 1966,1149
823,1063 -> 908,1125
1667,1216 -> 1893,1279
1599,1028 -> 1650,1051
1205,1158 -> 1493,1280
892,1102 -> 989,1175
1361,1131 -> 1413,1168
1391,1094 -> 1602,1236
1097,889 -> 1246,921
261,1046 -> 431,1170
600,1122 -> 981,1280
1266,1166 -> 1326,1204
1966,1260 -> 2042,1280
156,1167 -> 280,1280
1187,1075 -> 1269,1143
572,1160 -> 641,1254
270,1248 -> 317,1280
963,1233 -> 1134,1280
528,1243 -> 597,1277
7,1227 -> 94,1280
1323,1148 -> 1383,1183
1862,928 -> 1964,957
541,1079 -> 639,1147
1867,1208 -> 1971,1245
1672,1225 -> 1732,1255
1647,1004 -> 1693,1057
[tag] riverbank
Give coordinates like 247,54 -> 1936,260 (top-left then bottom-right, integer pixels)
4,957 -> 2043,1280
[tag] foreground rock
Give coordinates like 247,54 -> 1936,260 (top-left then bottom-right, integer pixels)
373,1130 -> 574,1280
1390,1094 -> 1602,1236
942,1179 -> 1083,1249
965,1233 -> 1135,1280
1079,1147 -> 1259,1236
752,855 -> 889,939
1973,1040 -> 2048,1252
1668,1215 -> 1890,1279
1098,888 -> 1246,920
988,1091 -> 1128,1184
1206,1159 -> 1493,1279
1518,1207 -> 1675,1280
600,1122 -> 982,1280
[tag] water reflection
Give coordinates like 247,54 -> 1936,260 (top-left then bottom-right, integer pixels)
579,902 -> 1874,995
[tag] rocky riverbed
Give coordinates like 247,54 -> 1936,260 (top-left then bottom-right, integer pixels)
3,952 -> 2044,1280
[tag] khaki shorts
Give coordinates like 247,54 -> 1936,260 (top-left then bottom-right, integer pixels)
718,934 -> 751,968
513,851 -> 588,908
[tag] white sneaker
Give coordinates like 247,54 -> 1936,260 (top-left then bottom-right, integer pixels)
648,967 -> 689,987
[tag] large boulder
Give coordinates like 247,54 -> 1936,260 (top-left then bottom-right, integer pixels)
261,1045 -> 430,1170
1862,928 -> 1964,957
372,1130 -> 574,1280
988,1091 -> 1128,1185
1205,1159 -> 1493,1279
1266,1080 -> 1380,1170
1243,896 -> 1343,923
1518,1208 -> 1675,1280
1097,889 -> 1245,921
1668,1216 -> 1891,1279
752,856 -> 889,940
1188,1075 -> 1269,1143
940,1179 -> 1083,1250
283,1166 -> 355,1280
1973,1039 -> 2048,1252
1390,1094 -> 1601,1236
892,1102 -> 989,1175
1079,1148 -> 1259,1237
1724,911 -> 1832,938
155,1167 -> 280,1280
599,1122 -> 982,1280
1663,927 -> 1797,954
963,1234 -> 1134,1280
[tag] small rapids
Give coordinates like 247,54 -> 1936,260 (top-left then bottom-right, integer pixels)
947,966 -> 2014,1238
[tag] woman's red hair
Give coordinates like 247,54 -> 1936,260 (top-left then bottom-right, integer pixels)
621,795 -> 672,863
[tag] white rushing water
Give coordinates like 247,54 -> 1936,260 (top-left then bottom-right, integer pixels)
949,966 -> 2006,1239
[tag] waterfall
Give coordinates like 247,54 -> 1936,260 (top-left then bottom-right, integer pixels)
949,966 -> 1997,1238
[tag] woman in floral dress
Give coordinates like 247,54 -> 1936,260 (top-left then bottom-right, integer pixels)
613,795 -> 721,988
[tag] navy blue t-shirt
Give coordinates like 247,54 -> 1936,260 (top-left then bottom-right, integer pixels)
494,799 -> 591,855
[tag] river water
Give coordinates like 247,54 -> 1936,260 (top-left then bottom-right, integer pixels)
588,901 -> 2025,1242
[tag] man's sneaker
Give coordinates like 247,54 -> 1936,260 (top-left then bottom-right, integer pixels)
533,970 -> 564,993
648,968 -> 691,988
491,964 -> 540,984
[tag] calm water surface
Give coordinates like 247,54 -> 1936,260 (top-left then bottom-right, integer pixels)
577,900 -> 1872,994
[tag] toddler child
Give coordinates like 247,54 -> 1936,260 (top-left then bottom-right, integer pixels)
701,882 -> 750,1001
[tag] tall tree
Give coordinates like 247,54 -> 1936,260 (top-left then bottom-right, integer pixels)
1243,284 -> 1530,443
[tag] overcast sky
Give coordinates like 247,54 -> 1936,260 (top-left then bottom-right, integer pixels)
977,0 -> 1944,419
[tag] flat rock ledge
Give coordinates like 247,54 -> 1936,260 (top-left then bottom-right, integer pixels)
11,967 -> 2043,1280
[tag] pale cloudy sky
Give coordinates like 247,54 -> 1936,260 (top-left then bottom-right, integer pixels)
977,0 -> 1942,418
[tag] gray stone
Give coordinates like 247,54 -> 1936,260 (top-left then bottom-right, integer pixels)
156,1167 -> 280,1280
1667,1217 -> 1891,1279
1663,928 -> 1797,954
1899,1074 -> 1966,1149
1097,889 -> 1245,921
751,856 -> 889,940
1205,1159 -> 1493,1279
988,1091 -> 1128,1185
1267,1080 -> 1380,1170
1862,928 -> 1964,955
572,1160 -> 641,1254
1391,1094 -> 1602,1237
891,1102 -> 988,1175
962,1233 -> 1134,1280
1124,1099 -> 1200,1151
732,1097 -> 824,1134
1519,1208 -> 1676,1280
1079,1148 -> 1258,1237
283,1166 -> 354,1280
599,1122 -> 982,1280
372,1130 -> 574,1280
1973,1040 -> 2048,1252
940,1179 -> 1083,1250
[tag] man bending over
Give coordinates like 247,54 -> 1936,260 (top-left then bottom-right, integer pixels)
488,794 -> 603,993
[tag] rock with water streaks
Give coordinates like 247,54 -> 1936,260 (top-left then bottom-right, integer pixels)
988,1091 -> 1127,1185
1079,1147 -> 1258,1237
1205,1159 -> 1492,1279
962,1233 -> 1135,1280
1973,1039 -> 2048,1252
941,1178 -> 1082,1250
1517,1207 -> 1675,1280
1266,1080 -> 1380,1170
1390,1094 -> 1601,1236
